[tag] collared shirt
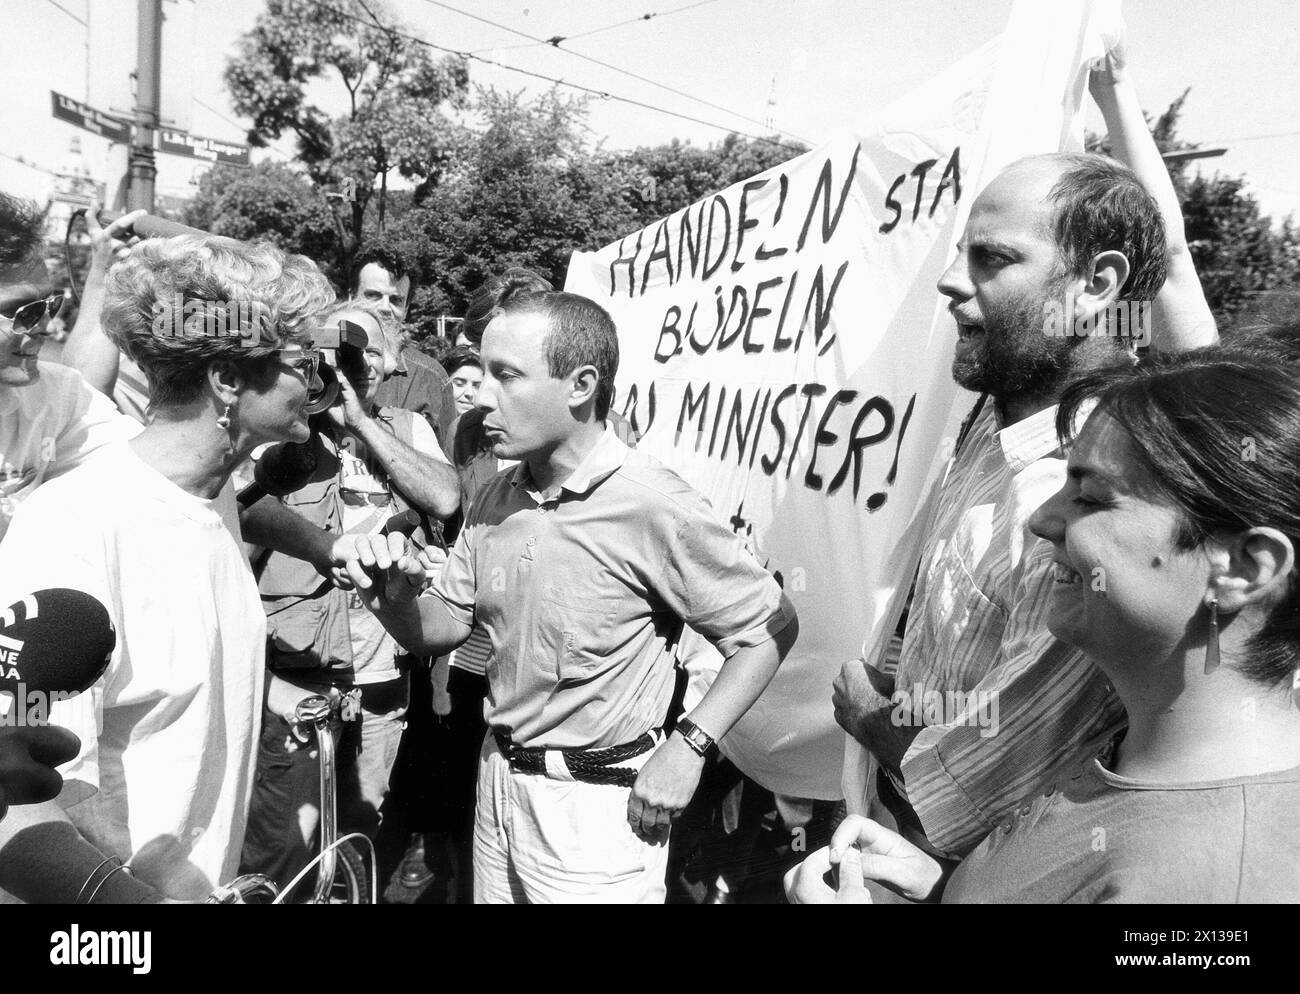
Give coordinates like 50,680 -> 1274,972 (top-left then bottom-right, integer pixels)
372,345 -> 458,442
891,400 -> 1124,856
433,426 -> 795,749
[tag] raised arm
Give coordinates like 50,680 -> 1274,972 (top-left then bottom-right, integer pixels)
58,207 -> 145,396
1090,44 -> 1218,352
327,376 -> 460,518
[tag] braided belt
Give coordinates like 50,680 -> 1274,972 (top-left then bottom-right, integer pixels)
493,730 -> 657,787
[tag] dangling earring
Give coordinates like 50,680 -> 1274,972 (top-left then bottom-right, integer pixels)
1204,598 -> 1221,675
216,403 -> 232,430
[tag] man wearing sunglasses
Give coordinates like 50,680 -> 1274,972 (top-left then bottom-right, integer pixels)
0,192 -> 140,542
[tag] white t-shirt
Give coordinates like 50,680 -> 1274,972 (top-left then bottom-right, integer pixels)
0,362 -> 141,542
0,442 -> 265,901
339,413 -> 448,684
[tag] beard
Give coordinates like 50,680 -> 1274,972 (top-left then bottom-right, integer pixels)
951,277 -> 1076,399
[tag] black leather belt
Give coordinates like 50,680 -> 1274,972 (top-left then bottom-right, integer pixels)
493,730 -> 658,787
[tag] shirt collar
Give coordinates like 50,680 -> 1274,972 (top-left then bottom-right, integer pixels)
990,403 -> 1061,473
511,424 -> 628,501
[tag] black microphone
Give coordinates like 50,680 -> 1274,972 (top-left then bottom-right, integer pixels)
0,589 -> 115,698
236,440 -> 320,508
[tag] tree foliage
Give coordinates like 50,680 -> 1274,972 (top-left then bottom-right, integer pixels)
1089,90 -> 1300,332
183,162 -> 339,274
224,0 -> 469,266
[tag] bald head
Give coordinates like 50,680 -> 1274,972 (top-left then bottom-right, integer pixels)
986,152 -> 1168,300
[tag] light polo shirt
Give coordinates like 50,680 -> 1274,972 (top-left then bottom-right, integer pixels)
433,425 -> 795,750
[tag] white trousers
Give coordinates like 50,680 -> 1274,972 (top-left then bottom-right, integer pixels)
472,733 -> 670,904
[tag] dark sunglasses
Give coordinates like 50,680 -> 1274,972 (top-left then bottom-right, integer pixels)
1,293 -> 64,333
271,347 -> 322,381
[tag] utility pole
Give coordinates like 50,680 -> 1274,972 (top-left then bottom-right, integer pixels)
127,0 -> 163,212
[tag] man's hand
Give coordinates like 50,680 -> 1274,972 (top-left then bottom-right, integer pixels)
626,733 -> 705,843
332,532 -> 424,613
832,657 -> 893,744
1088,37 -> 1128,97
324,371 -> 370,434
0,726 -> 81,822
431,655 -> 452,718
84,205 -> 144,281
784,845 -> 872,904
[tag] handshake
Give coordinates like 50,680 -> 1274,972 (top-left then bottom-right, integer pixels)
324,531 -> 444,610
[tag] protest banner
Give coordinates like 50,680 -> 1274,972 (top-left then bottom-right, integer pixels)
565,0 -> 1122,801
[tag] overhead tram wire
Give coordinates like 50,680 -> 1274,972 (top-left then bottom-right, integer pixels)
561,0 -> 723,45
193,96 -> 298,163
415,0 -> 811,146
304,0 -> 805,153
471,0 -> 722,52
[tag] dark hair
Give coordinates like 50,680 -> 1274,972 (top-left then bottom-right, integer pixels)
1221,294 -> 1300,363
1039,153 -> 1169,302
439,343 -> 482,377
499,290 -> 619,420
461,268 -> 552,344
1057,349 -> 1300,690
347,243 -> 416,296
0,192 -> 45,269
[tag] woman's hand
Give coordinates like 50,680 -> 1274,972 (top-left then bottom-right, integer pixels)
784,815 -> 948,904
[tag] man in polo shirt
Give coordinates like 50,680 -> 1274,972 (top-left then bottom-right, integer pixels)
337,288 -> 799,903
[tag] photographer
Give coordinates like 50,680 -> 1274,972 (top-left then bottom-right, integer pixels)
239,301 -> 457,890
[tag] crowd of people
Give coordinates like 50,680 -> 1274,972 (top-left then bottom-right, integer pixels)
0,46 -> 1297,904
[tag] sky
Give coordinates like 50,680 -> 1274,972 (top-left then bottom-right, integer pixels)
2,0 -> 1298,223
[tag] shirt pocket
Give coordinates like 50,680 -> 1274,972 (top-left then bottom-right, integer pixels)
929,557 -> 1003,688
540,586 -> 619,684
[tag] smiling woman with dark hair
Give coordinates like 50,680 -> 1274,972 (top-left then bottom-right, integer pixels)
0,235 -> 336,904
790,348 -> 1300,904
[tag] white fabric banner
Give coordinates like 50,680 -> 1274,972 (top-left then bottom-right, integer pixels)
565,0 -> 1121,800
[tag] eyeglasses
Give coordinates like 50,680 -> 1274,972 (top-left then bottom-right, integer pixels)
271,347 -> 322,382
1,294 -> 64,333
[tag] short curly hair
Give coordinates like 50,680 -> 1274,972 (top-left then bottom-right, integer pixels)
0,192 -> 45,269
102,235 -> 335,407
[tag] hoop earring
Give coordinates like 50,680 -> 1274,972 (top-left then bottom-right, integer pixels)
216,403 -> 232,430
1204,598 -> 1221,675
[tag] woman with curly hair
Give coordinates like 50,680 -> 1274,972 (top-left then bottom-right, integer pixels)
0,236 -> 335,903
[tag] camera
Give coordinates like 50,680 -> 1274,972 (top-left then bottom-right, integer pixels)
303,319 -> 370,415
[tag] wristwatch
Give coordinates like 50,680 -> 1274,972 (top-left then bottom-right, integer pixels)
675,717 -> 717,759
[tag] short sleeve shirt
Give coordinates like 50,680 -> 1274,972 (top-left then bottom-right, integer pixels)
433,426 -> 795,749
0,443 -> 265,900
943,744 -> 1300,903
0,362 -> 141,541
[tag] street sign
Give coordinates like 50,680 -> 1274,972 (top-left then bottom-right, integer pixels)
158,128 -> 250,167
50,91 -> 130,144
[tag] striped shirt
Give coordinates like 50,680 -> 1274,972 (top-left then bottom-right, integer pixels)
891,400 -> 1124,856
